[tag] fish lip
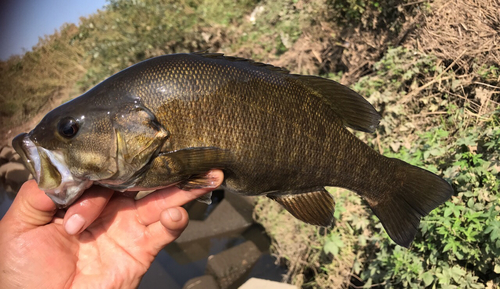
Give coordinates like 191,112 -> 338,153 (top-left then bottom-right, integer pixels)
12,133 -> 39,179
12,133 -> 93,208
37,148 -> 93,207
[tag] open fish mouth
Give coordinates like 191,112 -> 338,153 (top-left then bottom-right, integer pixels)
12,133 -> 93,208
12,133 -> 39,178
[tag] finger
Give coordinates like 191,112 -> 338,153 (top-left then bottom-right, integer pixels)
63,185 -> 114,235
144,207 -> 189,253
136,169 -> 224,226
1,180 -> 56,231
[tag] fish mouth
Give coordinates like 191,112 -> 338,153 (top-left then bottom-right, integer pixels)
12,133 -> 92,208
12,133 -> 39,178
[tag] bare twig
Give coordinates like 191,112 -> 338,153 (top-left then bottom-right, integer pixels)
473,82 -> 500,91
401,0 -> 427,7
400,49 -> 468,103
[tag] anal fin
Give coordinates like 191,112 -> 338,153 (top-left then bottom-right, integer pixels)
268,188 -> 335,227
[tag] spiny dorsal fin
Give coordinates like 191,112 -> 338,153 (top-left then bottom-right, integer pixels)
268,188 -> 335,227
192,51 -> 380,133
191,51 -> 291,74
297,75 -> 381,133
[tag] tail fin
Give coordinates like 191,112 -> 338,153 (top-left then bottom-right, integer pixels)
368,159 -> 454,247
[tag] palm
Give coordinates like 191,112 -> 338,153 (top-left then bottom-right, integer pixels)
19,196 -> 160,289
74,197 -> 159,288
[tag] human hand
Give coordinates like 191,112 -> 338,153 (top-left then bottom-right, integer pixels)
0,170 -> 223,289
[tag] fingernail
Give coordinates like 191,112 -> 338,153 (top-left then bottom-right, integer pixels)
167,208 -> 182,222
65,214 -> 85,235
206,171 -> 220,188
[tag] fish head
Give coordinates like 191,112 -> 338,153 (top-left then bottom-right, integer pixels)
12,97 -> 168,207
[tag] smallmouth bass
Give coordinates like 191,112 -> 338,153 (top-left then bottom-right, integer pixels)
13,52 -> 453,247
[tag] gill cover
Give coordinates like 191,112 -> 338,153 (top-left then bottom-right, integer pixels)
97,103 -> 169,190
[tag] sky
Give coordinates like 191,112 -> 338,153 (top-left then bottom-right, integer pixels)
0,0 -> 108,60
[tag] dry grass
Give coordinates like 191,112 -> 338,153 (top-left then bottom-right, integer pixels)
0,23 -> 86,145
415,0 -> 500,75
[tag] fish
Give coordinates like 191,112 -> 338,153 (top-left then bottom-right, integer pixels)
12,52 -> 453,247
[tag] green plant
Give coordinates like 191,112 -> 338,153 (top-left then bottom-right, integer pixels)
326,0 -> 415,30
358,124 -> 500,288
254,47 -> 500,288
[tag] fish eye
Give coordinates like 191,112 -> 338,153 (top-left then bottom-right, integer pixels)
57,117 -> 79,138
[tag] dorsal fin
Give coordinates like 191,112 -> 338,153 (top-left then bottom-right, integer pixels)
297,75 -> 381,133
191,51 -> 291,74
191,52 -> 380,132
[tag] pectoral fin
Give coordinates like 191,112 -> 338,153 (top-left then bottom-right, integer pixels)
165,147 -> 232,173
133,147 -> 231,189
177,172 -> 218,205
196,192 -> 213,205
268,188 -> 335,227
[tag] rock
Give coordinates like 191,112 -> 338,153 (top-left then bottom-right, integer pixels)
4,162 -> 31,188
206,241 -> 261,289
9,153 -> 22,164
242,225 -> 271,253
183,275 -> 219,289
0,147 -> 15,162
0,157 -> 6,167
0,163 -> 9,178
7,135 -> 16,146
239,278 -> 297,289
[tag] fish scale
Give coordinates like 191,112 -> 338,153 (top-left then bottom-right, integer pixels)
12,52 -> 453,247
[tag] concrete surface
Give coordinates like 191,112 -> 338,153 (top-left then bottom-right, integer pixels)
176,194 -> 254,244
206,241 -> 261,289
1,161 -> 31,193
183,275 -> 220,289
0,147 -> 31,193
238,278 -> 297,289
138,257 -> 182,289
165,239 -> 212,265
0,146 -> 15,163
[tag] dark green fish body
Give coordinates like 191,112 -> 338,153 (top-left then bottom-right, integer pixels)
13,53 -> 453,247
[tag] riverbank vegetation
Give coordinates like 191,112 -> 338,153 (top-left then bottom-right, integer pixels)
1,0 -> 498,287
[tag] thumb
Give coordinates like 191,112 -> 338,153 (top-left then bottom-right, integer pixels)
1,180 -> 56,231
